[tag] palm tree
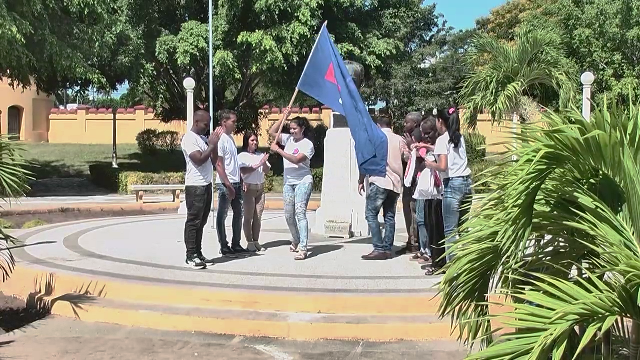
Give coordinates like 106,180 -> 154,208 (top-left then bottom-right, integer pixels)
0,138 -> 32,281
437,96 -> 640,359
459,29 -> 576,128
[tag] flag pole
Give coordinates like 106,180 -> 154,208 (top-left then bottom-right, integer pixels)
274,21 -> 328,139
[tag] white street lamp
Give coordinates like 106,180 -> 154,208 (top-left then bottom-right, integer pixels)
183,77 -> 196,129
581,71 -> 595,120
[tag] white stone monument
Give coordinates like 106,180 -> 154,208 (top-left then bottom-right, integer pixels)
312,112 -> 368,238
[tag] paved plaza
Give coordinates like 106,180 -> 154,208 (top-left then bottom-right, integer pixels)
3,209 -> 450,343
12,210 -> 439,293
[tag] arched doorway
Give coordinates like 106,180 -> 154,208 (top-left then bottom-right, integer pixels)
7,105 -> 22,139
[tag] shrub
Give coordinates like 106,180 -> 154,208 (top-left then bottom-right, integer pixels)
0,219 -> 13,229
89,164 -> 120,192
89,163 -> 183,194
469,159 -> 499,194
135,129 -> 180,154
156,130 -> 181,152
464,131 -> 486,163
312,168 -> 323,191
136,129 -> 159,155
22,219 -> 48,229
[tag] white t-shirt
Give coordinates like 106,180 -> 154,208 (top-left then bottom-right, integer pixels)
215,133 -> 241,184
237,151 -> 270,185
433,132 -> 471,179
181,130 -> 214,186
413,152 -> 442,200
280,134 -> 314,185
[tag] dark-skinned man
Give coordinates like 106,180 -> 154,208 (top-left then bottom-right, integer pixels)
181,110 -> 224,269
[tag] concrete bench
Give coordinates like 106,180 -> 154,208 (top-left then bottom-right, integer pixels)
130,184 -> 185,203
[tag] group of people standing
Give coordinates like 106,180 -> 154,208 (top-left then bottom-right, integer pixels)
180,106 -> 471,274
180,109 -> 316,269
359,108 -> 472,275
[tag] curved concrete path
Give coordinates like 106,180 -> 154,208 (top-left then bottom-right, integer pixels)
4,211 -> 452,341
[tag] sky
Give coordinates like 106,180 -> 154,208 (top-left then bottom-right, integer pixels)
433,0 -> 507,30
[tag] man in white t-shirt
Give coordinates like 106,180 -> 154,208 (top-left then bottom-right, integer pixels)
215,110 -> 245,257
181,110 -> 224,269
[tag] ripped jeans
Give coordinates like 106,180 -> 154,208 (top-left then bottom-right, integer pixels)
283,181 -> 313,251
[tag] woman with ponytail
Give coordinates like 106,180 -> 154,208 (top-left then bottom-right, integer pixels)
423,107 -> 472,266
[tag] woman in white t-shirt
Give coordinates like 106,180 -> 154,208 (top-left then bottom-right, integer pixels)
269,108 -> 315,260
423,107 -> 472,263
238,131 -> 271,252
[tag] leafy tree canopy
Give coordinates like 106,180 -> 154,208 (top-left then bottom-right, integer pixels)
124,0 -> 443,132
371,26 -> 476,125
476,0 -> 640,102
0,0 -> 141,94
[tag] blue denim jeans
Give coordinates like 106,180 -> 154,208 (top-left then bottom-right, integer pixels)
283,181 -> 313,251
216,182 -> 243,248
442,176 -> 473,262
415,199 -> 431,257
365,183 -> 399,252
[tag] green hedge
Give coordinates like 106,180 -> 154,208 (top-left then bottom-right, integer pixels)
89,164 -> 183,194
135,129 -> 181,155
464,131 -> 487,163
90,163 -> 324,194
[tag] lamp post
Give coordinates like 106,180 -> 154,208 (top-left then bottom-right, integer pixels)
581,71 -> 595,120
208,0 -> 216,229
184,77 -> 196,129
111,107 -> 118,168
208,0 -> 214,133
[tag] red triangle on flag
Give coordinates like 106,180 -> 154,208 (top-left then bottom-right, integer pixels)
324,63 -> 341,90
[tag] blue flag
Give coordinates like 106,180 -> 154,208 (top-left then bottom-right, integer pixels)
296,23 -> 388,177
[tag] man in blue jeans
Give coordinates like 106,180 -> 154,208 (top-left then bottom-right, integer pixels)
358,116 -> 406,260
215,110 -> 246,257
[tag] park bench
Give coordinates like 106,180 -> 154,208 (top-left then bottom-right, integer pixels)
130,184 -> 185,204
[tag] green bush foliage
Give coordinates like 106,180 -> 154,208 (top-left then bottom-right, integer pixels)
135,129 -> 181,155
463,131 -> 487,163
89,164 -> 183,194
22,219 -> 48,229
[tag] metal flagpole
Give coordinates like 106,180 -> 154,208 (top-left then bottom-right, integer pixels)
209,0 -> 216,229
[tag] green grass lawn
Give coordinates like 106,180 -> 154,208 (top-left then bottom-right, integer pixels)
18,143 -> 146,179
17,143 -> 288,192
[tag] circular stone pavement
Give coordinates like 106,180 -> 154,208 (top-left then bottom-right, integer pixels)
12,211 -> 441,293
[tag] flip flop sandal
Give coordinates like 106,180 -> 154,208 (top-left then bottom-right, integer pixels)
289,243 -> 298,252
424,266 -> 441,276
294,251 -> 308,260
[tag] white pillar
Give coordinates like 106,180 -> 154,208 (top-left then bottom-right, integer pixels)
581,71 -> 595,120
183,77 -> 196,128
179,77 -> 196,216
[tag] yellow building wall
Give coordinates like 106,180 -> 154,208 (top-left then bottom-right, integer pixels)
43,102 -> 515,153
0,75 -> 518,152
0,78 -> 54,141
471,113 -> 517,154
47,105 -> 333,146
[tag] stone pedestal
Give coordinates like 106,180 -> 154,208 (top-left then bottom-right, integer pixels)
312,127 -> 368,238
178,199 -> 187,215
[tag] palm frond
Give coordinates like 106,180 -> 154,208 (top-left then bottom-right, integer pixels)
438,93 -> 640,357
459,29 -> 575,127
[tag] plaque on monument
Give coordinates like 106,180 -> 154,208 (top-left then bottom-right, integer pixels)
331,113 -> 349,128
